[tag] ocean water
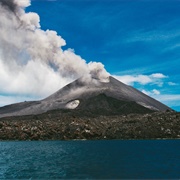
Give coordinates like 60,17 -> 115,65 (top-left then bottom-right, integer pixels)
0,140 -> 180,179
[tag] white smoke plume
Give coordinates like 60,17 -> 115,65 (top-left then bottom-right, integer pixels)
0,0 -> 109,99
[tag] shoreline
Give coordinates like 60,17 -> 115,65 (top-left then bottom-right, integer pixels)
0,138 -> 180,142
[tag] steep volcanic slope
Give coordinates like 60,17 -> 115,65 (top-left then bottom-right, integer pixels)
0,76 -> 172,117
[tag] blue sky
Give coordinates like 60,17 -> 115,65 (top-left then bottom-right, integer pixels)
0,0 -> 179,111
26,0 -> 180,111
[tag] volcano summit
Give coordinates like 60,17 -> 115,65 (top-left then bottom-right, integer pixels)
0,76 -> 171,118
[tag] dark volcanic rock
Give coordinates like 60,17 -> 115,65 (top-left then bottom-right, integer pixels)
77,93 -> 154,116
0,110 -> 179,141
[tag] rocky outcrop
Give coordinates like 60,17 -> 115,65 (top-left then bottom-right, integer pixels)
0,111 -> 179,140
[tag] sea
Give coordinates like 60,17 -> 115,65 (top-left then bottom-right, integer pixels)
0,140 -> 180,179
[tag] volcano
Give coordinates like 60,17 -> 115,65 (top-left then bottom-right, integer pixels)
0,76 -> 172,118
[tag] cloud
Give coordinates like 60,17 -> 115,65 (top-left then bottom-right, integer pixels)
126,29 -> 180,43
0,0 -> 109,104
141,90 -> 180,111
153,94 -> 180,111
0,95 -> 38,107
0,60 -> 72,97
152,89 -> 160,95
150,73 -> 167,78
14,0 -> 31,8
113,73 -> 167,86
156,94 -> 180,102
168,82 -> 178,86
142,89 -> 160,96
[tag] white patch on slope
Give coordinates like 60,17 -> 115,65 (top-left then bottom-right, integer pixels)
66,100 -> 80,109
137,102 -> 159,111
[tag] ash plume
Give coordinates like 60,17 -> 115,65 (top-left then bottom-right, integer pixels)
0,0 -> 109,98
0,0 -> 18,13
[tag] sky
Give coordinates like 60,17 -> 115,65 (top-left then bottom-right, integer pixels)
0,0 -> 180,111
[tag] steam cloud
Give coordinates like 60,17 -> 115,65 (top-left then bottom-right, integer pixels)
0,0 -> 109,98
